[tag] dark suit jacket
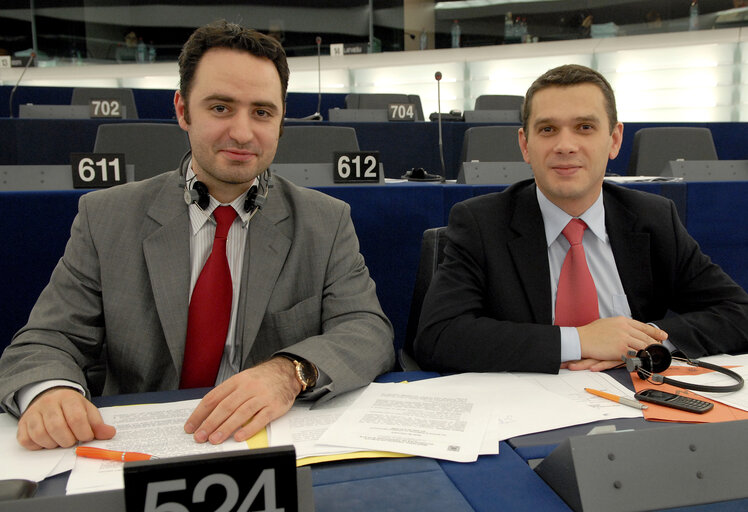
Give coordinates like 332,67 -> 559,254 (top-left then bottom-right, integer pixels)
0,171 -> 394,415
414,180 -> 748,373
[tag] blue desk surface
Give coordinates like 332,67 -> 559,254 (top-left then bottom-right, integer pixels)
19,371 -> 748,511
24,373 -> 570,512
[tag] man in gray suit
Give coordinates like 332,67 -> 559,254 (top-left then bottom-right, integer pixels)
0,21 -> 394,450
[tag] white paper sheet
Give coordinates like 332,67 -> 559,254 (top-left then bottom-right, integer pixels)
66,399 -> 248,495
267,387 -> 371,458
433,370 -> 642,441
0,413 -> 74,482
318,382 -> 492,462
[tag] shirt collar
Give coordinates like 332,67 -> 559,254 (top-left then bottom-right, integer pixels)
536,186 -> 607,247
186,164 -> 256,234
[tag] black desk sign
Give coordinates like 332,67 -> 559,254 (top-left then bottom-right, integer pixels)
124,446 -> 297,512
71,153 -> 127,188
333,151 -> 381,183
387,103 -> 416,121
89,99 -> 123,118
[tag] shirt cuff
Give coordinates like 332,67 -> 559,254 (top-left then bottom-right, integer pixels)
560,327 -> 582,362
16,380 -> 85,415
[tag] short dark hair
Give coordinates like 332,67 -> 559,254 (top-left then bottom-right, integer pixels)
521,64 -> 618,135
178,20 -> 290,122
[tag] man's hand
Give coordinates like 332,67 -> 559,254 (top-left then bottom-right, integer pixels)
184,357 -> 301,445
577,316 -> 668,363
17,387 -> 116,450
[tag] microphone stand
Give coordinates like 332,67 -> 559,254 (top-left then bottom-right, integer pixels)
299,36 -> 323,121
8,52 -> 36,118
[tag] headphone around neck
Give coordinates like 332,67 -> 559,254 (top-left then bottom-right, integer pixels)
177,150 -> 271,215
623,343 -> 744,393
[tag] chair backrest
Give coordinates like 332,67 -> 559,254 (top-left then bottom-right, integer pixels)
94,123 -> 190,181
401,227 -> 448,371
460,125 -> 524,163
474,94 -> 524,111
274,125 -> 359,163
628,127 -> 718,175
345,93 -> 425,121
71,87 -> 140,119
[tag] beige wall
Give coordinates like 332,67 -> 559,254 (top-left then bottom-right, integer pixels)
403,0 -> 435,51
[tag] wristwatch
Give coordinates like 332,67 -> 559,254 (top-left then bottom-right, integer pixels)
277,354 -> 318,392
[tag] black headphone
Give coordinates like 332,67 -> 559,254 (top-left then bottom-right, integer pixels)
178,150 -> 270,215
623,344 -> 744,393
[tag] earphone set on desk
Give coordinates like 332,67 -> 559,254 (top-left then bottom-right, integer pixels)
623,343 -> 744,393
177,150 -> 271,215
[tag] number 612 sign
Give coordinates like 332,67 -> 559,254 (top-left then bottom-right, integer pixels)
333,151 -> 381,184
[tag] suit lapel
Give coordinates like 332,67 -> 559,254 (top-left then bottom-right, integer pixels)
142,174 -> 191,374
238,190 -> 292,365
603,188 -> 653,319
507,185 -> 554,323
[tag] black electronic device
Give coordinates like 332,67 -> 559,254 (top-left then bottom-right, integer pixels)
634,388 -> 714,413
429,110 -> 464,122
623,343 -> 744,393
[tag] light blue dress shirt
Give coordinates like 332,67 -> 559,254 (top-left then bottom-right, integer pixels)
536,187 -> 631,362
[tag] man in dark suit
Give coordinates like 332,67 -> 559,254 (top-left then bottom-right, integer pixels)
414,64 -> 748,374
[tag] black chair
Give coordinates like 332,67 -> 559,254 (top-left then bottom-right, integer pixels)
345,93 -> 425,121
460,125 -> 524,163
274,125 -> 359,163
473,94 -> 524,111
628,127 -> 718,175
71,87 -> 140,119
400,227 -> 448,371
94,123 -> 190,181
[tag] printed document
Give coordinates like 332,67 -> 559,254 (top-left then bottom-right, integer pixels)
66,399 -> 248,494
318,382 -> 493,462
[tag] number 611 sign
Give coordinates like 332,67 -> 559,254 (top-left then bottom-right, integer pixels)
71,153 -> 127,188
124,446 -> 298,512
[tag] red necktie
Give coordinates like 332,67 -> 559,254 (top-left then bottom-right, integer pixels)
554,218 -> 599,327
180,206 -> 237,389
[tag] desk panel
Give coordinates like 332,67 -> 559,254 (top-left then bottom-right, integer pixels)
1,182 -> 745,357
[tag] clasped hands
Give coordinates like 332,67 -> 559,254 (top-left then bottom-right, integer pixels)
560,316 -> 668,372
17,357 -> 301,450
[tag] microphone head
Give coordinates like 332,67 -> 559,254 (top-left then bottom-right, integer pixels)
316,36 -> 321,45
435,71 -> 442,81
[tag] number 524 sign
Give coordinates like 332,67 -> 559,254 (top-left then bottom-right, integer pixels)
124,446 -> 298,512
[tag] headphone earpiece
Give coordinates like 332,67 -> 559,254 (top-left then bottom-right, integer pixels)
191,181 -> 210,210
623,343 -> 743,393
179,149 -> 270,214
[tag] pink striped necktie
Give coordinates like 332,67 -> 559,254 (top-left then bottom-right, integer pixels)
554,218 -> 599,327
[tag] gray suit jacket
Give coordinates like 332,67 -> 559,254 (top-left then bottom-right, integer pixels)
0,171 -> 394,414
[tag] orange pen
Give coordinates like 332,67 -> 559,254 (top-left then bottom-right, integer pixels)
75,446 -> 155,462
584,387 -> 648,410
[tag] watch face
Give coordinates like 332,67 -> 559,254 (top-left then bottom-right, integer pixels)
298,361 -> 317,387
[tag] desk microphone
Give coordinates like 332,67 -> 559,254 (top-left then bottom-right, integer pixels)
299,36 -> 323,121
8,51 -> 36,119
435,71 -> 446,181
